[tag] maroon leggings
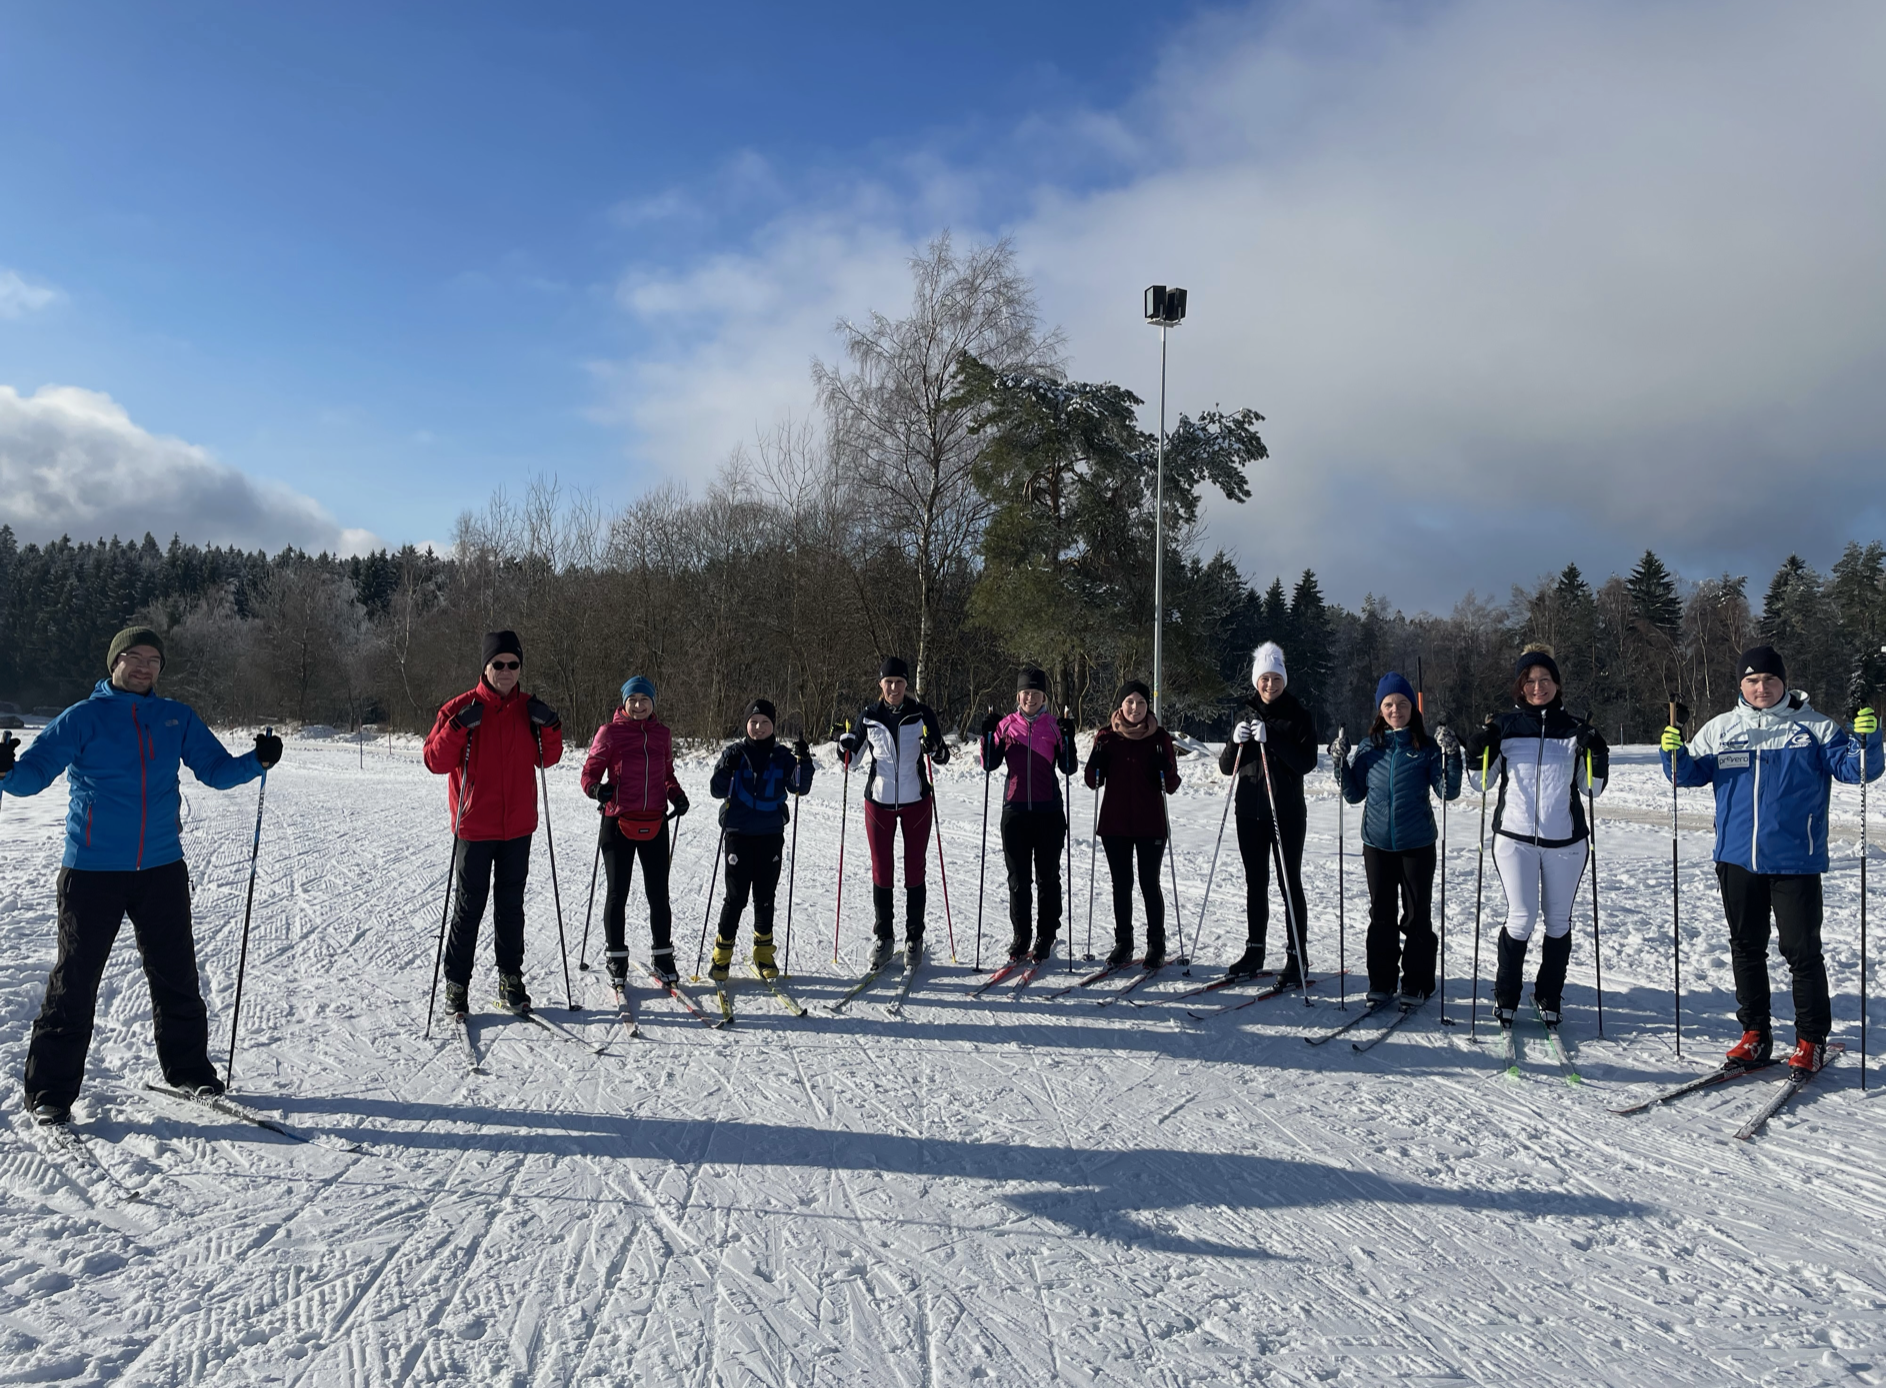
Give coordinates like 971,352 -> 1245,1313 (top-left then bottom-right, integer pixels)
864,798 -> 932,887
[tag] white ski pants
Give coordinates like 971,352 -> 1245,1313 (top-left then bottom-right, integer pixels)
1492,836 -> 1587,943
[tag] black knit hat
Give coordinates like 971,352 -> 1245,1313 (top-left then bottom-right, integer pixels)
1737,645 -> 1787,683
879,656 -> 910,680
1017,666 -> 1048,692
1117,678 -> 1151,706
1513,646 -> 1561,685
747,698 -> 778,724
482,630 -> 523,667
106,625 -> 165,673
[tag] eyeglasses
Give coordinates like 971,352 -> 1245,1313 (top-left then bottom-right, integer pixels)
489,659 -> 521,671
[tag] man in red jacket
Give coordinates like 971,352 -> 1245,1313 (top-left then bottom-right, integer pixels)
423,631 -> 562,1014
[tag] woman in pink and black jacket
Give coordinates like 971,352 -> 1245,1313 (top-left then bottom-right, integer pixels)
580,676 -> 690,985
980,666 -> 1079,964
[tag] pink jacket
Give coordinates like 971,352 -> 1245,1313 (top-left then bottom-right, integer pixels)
981,710 -> 1077,808
581,712 -> 682,825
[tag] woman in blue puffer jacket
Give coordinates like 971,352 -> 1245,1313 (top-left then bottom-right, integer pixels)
1336,672 -> 1462,1002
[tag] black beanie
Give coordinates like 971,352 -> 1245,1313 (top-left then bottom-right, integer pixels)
1737,645 -> 1787,683
879,656 -> 910,680
482,630 -> 523,667
1017,666 -> 1048,693
1514,647 -> 1561,685
106,626 -> 165,673
1117,678 -> 1151,706
747,698 -> 778,724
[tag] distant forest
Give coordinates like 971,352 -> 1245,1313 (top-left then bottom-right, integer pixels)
5,238 -> 1884,746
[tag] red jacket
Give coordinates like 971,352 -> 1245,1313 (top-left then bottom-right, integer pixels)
423,681 -> 563,841
581,711 -> 682,824
1084,718 -> 1181,839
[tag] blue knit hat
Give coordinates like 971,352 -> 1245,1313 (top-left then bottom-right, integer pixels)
621,676 -> 656,703
1375,671 -> 1416,707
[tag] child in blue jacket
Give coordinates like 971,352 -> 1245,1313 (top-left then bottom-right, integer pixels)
1663,644 -> 1880,1072
707,699 -> 814,981
1336,672 -> 1461,1002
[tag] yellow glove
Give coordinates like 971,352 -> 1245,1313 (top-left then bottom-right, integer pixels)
1660,726 -> 1684,754
1857,707 -> 1878,736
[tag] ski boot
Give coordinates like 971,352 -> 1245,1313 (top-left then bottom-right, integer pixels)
1366,989 -> 1397,1005
444,980 -> 470,1015
1495,1005 -> 1518,1031
1224,943 -> 1266,981
1142,927 -> 1167,970
498,972 -> 532,1013
30,1101 -> 71,1127
752,933 -> 777,979
1274,955 -> 1305,990
1787,1037 -> 1828,1073
868,935 -> 896,970
605,950 -> 630,987
709,937 -> 734,982
904,932 -> 925,969
1105,939 -> 1135,969
1007,929 -> 1031,964
1726,1028 -> 1772,1064
1030,931 -> 1057,965
650,948 -> 679,986
1533,998 -> 1562,1027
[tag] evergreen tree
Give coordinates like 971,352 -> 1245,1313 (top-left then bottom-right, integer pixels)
1627,550 -> 1682,635
1289,570 -> 1333,726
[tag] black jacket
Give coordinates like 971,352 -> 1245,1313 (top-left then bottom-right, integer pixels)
1218,690 -> 1319,823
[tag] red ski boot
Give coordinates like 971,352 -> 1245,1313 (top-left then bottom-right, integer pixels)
1725,1030 -> 1772,1065
1786,1038 -> 1827,1073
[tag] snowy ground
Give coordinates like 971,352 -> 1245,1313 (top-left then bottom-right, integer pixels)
1,724 -> 1883,1386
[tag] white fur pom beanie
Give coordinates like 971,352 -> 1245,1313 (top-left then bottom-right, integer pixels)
1251,641 -> 1288,689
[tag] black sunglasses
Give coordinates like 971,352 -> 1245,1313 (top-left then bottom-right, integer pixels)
489,659 -> 521,671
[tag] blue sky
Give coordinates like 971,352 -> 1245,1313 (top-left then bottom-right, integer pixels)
4,1 -> 1885,611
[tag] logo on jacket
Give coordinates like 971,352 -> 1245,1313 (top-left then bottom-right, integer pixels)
1788,732 -> 1813,749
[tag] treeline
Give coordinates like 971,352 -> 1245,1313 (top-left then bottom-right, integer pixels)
3,236 -> 1883,745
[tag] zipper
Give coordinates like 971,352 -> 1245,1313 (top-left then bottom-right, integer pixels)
1531,711 -> 1545,845
1751,750 -> 1761,871
132,703 -> 149,869
1387,733 -> 1399,851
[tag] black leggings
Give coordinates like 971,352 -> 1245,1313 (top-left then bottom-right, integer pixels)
1101,835 -> 1166,945
599,816 -> 672,955
1001,806 -> 1066,944
717,831 -> 784,943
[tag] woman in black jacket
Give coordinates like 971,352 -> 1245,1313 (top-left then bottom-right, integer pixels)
1220,642 -> 1319,984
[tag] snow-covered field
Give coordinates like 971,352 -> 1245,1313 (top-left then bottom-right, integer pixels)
2,726 -> 1883,1386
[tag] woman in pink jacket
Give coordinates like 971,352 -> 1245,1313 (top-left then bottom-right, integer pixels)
581,677 -> 690,985
980,666 -> 1079,964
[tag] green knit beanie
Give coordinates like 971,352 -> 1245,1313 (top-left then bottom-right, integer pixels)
106,626 -> 165,674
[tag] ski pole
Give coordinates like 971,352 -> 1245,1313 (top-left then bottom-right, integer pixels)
1187,741 -> 1243,972
578,809 -> 604,971
223,729 -> 272,1090
975,709 -> 993,970
1437,737 -> 1450,1023
1063,707 -> 1074,974
785,788 -> 801,978
695,825 -> 728,980
535,727 -> 575,1012
1469,736 -> 1491,1042
1669,700 -> 1683,1059
1860,713 -> 1869,1090
1335,729 -> 1347,1010
1085,778 -> 1100,962
0,731 -> 15,821
1258,742 -> 1311,1007
833,720 -> 852,963
925,752 -> 958,962
1587,746 -> 1604,1037
424,735 -> 475,1040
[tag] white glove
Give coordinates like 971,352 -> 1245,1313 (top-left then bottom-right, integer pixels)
1232,720 -> 1257,744
1329,731 -> 1350,765
1251,719 -> 1268,744
1436,725 -> 1460,756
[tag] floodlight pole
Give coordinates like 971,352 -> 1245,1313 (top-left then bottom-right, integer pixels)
1144,285 -> 1185,720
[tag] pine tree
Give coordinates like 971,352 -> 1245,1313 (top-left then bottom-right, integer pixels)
1289,570 -> 1333,727
1761,555 -> 1834,706
1627,550 -> 1682,635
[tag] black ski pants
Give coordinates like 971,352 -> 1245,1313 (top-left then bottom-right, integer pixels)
1716,862 -> 1830,1043
1101,835 -> 1166,949
716,831 -> 784,944
25,861 -> 218,1109
1001,805 -> 1065,951
1362,844 -> 1437,996
443,834 -> 531,987
600,816 -> 673,957
1234,808 -> 1308,964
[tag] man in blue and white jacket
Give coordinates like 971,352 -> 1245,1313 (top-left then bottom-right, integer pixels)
0,628 -> 283,1125
1663,644 -> 1880,1073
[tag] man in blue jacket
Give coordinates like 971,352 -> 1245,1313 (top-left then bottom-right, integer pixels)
0,627 -> 282,1125
1662,644 -> 1880,1073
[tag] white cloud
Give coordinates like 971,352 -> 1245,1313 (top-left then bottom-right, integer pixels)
595,0 -> 1886,607
0,384 -> 381,555
0,268 -> 61,319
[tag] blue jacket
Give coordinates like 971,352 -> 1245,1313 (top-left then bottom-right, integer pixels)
1339,729 -> 1461,851
710,739 -> 814,836
0,680 -> 264,871
1665,691 -> 1881,874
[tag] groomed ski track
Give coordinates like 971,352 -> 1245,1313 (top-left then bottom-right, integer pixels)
0,733 -> 1882,1385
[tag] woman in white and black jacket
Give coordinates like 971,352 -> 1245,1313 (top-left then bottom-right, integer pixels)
835,657 -> 950,968
1462,644 -> 1608,1027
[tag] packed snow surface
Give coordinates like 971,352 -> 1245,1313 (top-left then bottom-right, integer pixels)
2,729 -> 1883,1385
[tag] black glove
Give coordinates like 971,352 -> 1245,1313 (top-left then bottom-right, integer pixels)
670,789 -> 690,817
1464,719 -> 1501,764
587,779 -> 610,801
1056,716 -> 1075,743
828,722 -> 849,743
717,744 -> 741,772
253,731 -> 283,769
452,701 -> 483,731
979,710 -> 1000,736
792,736 -> 811,762
0,731 -> 16,777
928,739 -> 951,767
526,697 -> 560,729
1089,746 -> 1109,787
1574,723 -> 1601,751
